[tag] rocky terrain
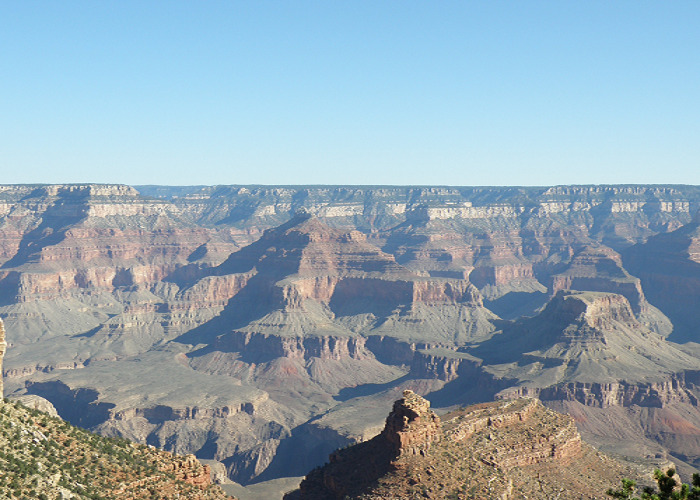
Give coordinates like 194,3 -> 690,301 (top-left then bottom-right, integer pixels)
2,184 -> 700,497
287,390 -> 655,499
0,397 -> 232,499
0,319 -> 230,499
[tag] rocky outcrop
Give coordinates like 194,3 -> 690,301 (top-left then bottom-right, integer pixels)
380,390 -> 441,456
289,396 -> 633,500
442,399 -> 581,467
443,398 -> 539,443
169,453 -> 215,488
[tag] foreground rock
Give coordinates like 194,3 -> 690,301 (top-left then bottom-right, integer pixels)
287,391 -> 647,499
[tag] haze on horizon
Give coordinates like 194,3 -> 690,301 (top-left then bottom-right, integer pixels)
2,1 -> 699,187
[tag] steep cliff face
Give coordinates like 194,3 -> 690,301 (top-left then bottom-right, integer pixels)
289,394 -> 637,500
503,377 -> 699,409
624,212 -> 700,342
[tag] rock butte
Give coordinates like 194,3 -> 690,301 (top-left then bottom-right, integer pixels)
288,391 -> 648,499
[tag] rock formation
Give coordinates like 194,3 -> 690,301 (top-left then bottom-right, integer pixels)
550,245 -> 672,335
288,393 -> 644,499
8,394 -> 59,417
169,454 -> 216,489
381,390 -> 442,456
474,291 -> 700,402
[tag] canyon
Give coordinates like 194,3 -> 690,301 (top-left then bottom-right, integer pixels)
2,183 -> 700,497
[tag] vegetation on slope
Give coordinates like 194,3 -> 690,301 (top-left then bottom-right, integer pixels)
608,469 -> 700,500
0,398 -> 231,500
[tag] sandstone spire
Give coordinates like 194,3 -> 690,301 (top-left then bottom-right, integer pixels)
381,389 -> 441,456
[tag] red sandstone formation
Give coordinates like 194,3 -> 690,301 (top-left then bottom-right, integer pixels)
170,453 -> 215,488
380,390 -> 442,456
289,394 -> 632,499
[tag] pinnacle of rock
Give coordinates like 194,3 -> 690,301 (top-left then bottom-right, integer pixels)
381,389 -> 441,456
290,396 -> 639,499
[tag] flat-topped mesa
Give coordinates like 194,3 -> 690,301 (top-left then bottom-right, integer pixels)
0,318 -> 5,398
580,293 -> 638,330
38,183 -> 140,198
380,390 -> 441,456
547,290 -> 639,332
550,245 -> 648,314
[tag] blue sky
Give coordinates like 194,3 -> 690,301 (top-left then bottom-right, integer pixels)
1,1 -> 699,186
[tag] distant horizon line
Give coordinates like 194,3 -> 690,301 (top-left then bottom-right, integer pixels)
3,182 -> 700,189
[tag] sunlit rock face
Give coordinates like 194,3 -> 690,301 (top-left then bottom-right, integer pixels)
289,395 -> 634,500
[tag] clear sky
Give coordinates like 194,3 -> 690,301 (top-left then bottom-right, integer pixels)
1,1 -> 699,186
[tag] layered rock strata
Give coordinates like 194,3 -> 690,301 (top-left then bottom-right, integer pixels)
476,290 -> 700,388
289,394 -> 635,500
550,245 -> 672,334
380,390 -> 442,456
624,211 -> 700,341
